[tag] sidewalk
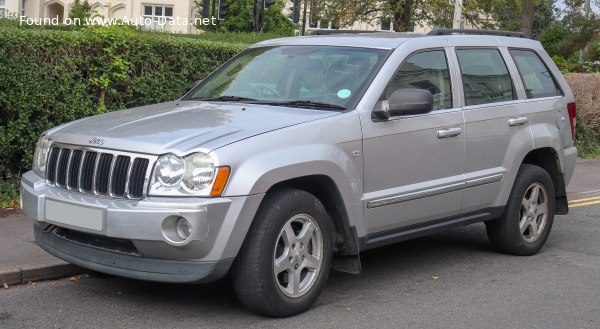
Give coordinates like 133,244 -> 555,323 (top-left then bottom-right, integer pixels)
1,158 -> 599,287
566,158 -> 600,199
0,212 -> 80,286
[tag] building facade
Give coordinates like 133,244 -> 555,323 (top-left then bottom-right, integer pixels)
3,0 -> 199,33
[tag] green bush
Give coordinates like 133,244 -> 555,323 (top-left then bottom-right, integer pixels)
575,116 -> 600,158
0,25 -> 246,203
540,24 -> 571,57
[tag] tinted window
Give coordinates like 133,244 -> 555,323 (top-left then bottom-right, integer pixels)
510,49 -> 562,98
383,50 -> 452,111
456,49 -> 515,106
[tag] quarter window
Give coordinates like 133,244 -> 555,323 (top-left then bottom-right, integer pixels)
383,50 -> 452,111
456,49 -> 515,106
510,49 -> 562,98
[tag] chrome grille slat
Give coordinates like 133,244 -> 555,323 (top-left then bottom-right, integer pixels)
56,149 -> 71,187
91,152 -> 102,194
80,152 -> 97,193
111,156 -> 131,198
77,150 -> 87,191
64,150 -> 75,190
107,155 -> 118,196
129,158 -> 150,199
67,150 -> 83,190
46,147 -> 60,184
54,148 -> 63,186
45,144 -> 155,200
95,154 -> 114,195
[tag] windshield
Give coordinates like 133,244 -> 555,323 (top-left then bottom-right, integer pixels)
186,46 -> 389,109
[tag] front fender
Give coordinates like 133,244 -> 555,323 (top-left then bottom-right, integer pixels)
213,111 -> 365,237
227,144 -> 364,235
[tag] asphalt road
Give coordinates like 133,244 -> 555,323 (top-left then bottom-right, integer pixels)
1,203 -> 599,329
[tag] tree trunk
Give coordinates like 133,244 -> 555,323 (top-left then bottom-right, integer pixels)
391,0 -> 414,32
520,0 -> 535,37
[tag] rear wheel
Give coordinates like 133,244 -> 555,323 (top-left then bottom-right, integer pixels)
232,188 -> 333,317
486,164 -> 556,256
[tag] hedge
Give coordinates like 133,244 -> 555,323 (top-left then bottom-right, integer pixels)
0,25 -> 246,205
564,73 -> 600,158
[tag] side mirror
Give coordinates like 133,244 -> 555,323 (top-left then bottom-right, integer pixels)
190,80 -> 203,90
373,89 -> 433,119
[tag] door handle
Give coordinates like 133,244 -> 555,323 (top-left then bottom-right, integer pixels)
437,127 -> 462,138
508,117 -> 528,126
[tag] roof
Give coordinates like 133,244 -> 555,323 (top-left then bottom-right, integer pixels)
252,32 -> 540,50
252,33 -> 426,50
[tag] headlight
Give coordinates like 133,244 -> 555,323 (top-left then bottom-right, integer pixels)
183,153 -> 215,191
32,135 -> 52,177
149,152 -> 230,197
154,154 -> 186,187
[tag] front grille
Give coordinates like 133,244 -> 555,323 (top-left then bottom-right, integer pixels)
46,144 -> 154,199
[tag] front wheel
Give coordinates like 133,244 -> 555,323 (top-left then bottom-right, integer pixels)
486,164 -> 556,256
231,188 -> 333,317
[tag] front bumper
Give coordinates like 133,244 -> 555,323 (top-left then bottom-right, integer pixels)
21,171 -> 264,283
34,223 -> 232,283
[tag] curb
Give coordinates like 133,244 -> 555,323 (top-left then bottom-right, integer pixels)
0,261 -> 81,286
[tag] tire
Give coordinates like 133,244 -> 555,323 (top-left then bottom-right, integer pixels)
486,164 -> 556,256
231,188 -> 334,317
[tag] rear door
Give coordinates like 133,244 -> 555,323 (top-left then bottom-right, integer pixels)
453,46 -> 533,213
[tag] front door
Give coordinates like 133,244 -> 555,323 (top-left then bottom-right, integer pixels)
361,49 -> 465,235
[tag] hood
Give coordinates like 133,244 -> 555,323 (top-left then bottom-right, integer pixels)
47,101 -> 339,155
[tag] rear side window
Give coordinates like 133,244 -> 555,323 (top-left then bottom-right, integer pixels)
382,50 -> 452,111
456,49 -> 515,106
510,49 -> 562,98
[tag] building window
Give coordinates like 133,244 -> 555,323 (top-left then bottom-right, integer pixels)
21,0 -> 27,16
0,0 -> 6,17
142,4 -> 174,32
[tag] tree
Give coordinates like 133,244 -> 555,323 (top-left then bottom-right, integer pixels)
68,0 -> 92,23
195,0 -> 295,34
312,0 -> 511,32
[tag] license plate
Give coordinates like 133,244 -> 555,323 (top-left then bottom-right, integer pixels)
45,200 -> 105,232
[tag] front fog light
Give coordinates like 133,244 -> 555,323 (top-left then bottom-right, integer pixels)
176,217 -> 193,240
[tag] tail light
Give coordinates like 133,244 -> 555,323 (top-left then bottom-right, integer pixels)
567,102 -> 576,140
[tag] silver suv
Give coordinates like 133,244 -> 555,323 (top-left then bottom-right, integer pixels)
21,29 -> 577,317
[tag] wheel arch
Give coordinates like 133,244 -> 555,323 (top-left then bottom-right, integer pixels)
267,175 -> 361,257
521,147 -> 568,215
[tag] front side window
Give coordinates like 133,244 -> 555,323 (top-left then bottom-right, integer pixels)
186,46 -> 389,109
382,50 -> 452,111
510,49 -> 562,99
456,48 -> 515,106
142,4 -> 174,32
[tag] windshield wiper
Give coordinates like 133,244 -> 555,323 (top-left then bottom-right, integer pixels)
257,100 -> 346,111
191,96 -> 259,102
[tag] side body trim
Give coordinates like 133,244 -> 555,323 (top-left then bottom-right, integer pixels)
367,174 -> 503,209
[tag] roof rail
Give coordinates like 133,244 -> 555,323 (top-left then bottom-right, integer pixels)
308,29 -> 384,36
427,29 -> 528,38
